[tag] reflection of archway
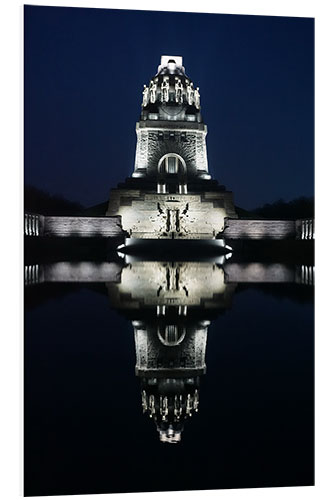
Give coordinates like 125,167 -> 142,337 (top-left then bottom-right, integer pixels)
157,153 -> 187,194
157,325 -> 186,346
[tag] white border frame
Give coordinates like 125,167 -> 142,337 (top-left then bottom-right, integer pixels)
1,1 -> 332,499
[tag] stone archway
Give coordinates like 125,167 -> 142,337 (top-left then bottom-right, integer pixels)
157,153 -> 187,194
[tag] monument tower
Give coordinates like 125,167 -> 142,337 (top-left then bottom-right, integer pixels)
106,56 -> 237,240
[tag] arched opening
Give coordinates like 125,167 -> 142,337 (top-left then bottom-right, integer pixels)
157,325 -> 186,346
157,154 -> 187,194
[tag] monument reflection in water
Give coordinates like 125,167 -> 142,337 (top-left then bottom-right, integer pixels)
24,252 -> 314,494
25,253 -> 314,444
107,257 -> 236,443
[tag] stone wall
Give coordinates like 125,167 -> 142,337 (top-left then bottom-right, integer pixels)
223,219 -> 296,240
106,191 -> 232,239
295,219 -> 315,240
25,213 -> 314,241
134,121 -> 208,177
41,216 -> 123,238
143,129 -> 207,177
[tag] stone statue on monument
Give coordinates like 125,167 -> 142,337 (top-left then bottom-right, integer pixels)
161,76 -> 169,103
142,84 -> 149,106
175,77 -> 183,103
149,80 -> 157,103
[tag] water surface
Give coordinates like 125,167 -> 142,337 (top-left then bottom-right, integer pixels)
24,259 -> 314,496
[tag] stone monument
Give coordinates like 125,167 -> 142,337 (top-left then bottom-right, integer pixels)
106,56 -> 238,240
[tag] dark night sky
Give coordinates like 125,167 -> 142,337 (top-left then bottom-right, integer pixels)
24,6 -> 314,210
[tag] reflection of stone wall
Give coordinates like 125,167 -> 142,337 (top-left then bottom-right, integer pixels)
106,261 -> 237,309
224,263 -> 295,283
42,262 -> 122,282
24,262 -> 123,286
134,324 -> 208,376
25,261 -> 312,287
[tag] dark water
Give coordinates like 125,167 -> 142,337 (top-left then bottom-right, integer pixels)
24,260 -> 314,496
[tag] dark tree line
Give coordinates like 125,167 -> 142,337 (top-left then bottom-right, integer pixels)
25,184 -> 314,220
237,196 -> 314,220
24,185 -> 84,215
251,196 -> 314,219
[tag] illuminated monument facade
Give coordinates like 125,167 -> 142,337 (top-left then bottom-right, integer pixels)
106,56 -> 238,240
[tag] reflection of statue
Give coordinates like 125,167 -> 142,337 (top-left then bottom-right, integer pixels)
161,76 -> 169,103
141,376 -> 200,444
187,82 -> 194,105
194,87 -> 200,109
149,80 -> 157,103
142,85 -> 149,106
175,77 -> 183,103
133,315 -> 208,443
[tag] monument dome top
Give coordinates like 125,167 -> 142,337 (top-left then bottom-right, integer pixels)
141,55 -> 201,113
156,55 -> 186,76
